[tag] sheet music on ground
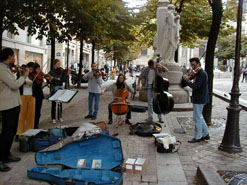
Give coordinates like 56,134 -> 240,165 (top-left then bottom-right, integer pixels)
49,89 -> 78,103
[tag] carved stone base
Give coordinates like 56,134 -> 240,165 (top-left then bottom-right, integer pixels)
162,63 -> 190,104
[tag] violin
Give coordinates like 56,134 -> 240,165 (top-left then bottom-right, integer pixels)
56,67 -> 70,74
185,67 -> 201,80
111,87 -> 129,116
9,64 -> 26,73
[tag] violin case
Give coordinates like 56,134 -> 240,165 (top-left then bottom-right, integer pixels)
27,134 -> 124,185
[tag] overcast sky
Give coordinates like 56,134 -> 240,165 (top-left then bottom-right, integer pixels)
123,0 -> 147,8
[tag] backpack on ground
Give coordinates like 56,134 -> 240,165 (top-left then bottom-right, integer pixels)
129,121 -> 162,137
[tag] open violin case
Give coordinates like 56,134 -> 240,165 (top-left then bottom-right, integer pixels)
27,134 -> 124,185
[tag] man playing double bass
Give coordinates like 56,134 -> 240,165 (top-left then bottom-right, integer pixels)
137,59 -> 168,123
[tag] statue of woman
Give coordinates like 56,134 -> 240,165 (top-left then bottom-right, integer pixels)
160,4 -> 177,63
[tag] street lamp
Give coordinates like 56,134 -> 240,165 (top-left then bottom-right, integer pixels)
218,0 -> 243,153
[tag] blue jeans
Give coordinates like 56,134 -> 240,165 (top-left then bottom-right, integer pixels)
193,104 -> 209,139
147,84 -> 162,120
88,92 -> 100,117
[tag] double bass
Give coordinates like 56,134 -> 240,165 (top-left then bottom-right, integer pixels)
153,58 -> 174,115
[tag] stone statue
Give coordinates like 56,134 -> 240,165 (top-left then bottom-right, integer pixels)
160,4 -> 176,63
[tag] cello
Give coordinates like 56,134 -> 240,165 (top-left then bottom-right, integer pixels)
153,57 -> 174,115
111,87 -> 129,116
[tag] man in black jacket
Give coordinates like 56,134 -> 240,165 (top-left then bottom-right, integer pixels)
183,57 -> 210,143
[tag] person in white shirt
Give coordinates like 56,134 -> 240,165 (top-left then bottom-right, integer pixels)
16,62 -> 36,137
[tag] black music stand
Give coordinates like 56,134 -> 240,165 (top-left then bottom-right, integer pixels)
48,89 -> 78,145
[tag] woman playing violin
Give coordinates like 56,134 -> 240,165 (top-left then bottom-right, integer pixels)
48,59 -> 68,123
16,62 -> 36,137
103,74 -> 134,125
32,63 -> 47,129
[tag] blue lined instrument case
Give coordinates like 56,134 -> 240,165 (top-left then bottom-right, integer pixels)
27,134 -> 124,185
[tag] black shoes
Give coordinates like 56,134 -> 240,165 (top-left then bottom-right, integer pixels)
108,120 -> 112,125
4,154 -> 21,163
91,116 -> 97,120
201,134 -> 210,141
84,115 -> 93,119
0,162 -> 10,172
188,138 -> 201,143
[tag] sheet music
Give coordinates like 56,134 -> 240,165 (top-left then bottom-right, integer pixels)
49,89 -> 77,103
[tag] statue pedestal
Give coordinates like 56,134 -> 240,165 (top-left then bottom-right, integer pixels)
162,62 -> 190,103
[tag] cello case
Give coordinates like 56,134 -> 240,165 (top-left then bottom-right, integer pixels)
153,75 -> 174,115
27,134 -> 123,185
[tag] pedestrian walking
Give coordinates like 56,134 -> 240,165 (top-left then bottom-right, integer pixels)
137,59 -> 168,123
0,48 -> 28,172
84,63 -> 102,120
182,57 -> 210,143
242,66 -> 247,83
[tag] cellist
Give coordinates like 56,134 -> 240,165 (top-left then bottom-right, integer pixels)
103,74 -> 134,125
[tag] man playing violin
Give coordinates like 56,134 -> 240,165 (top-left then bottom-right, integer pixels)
103,74 -> 134,125
183,57 -> 210,143
0,48 -> 29,172
84,63 -> 102,120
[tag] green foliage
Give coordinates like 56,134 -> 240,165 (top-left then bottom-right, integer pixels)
216,34 -> 247,59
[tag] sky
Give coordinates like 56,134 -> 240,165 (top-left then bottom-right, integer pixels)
123,0 -> 147,9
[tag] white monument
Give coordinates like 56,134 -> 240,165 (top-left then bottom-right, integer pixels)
155,0 -> 190,103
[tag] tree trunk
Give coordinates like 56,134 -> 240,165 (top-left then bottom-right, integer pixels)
0,14 -> 3,51
50,37 -> 56,70
203,0 -> 223,125
65,42 -> 70,89
0,30 -> 3,51
91,40 -> 95,64
77,40 -> 84,88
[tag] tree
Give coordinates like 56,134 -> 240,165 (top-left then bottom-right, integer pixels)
0,0 -> 27,50
216,34 -> 247,60
203,0 -> 223,125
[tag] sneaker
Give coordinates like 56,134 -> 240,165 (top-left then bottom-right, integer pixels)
52,119 -> 56,124
91,116 -> 97,120
201,134 -> 210,141
158,119 -> 164,123
84,115 -> 93,119
108,120 -> 113,125
59,118 -> 64,122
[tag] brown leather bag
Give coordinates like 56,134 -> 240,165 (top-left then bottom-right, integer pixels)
95,121 -> 107,130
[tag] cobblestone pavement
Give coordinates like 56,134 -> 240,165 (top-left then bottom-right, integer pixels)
0,77 -> 247,185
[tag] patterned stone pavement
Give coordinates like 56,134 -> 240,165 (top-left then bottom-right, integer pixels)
0,77 -> 247,185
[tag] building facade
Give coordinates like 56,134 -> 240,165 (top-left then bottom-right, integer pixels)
2,28 -> 48,71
